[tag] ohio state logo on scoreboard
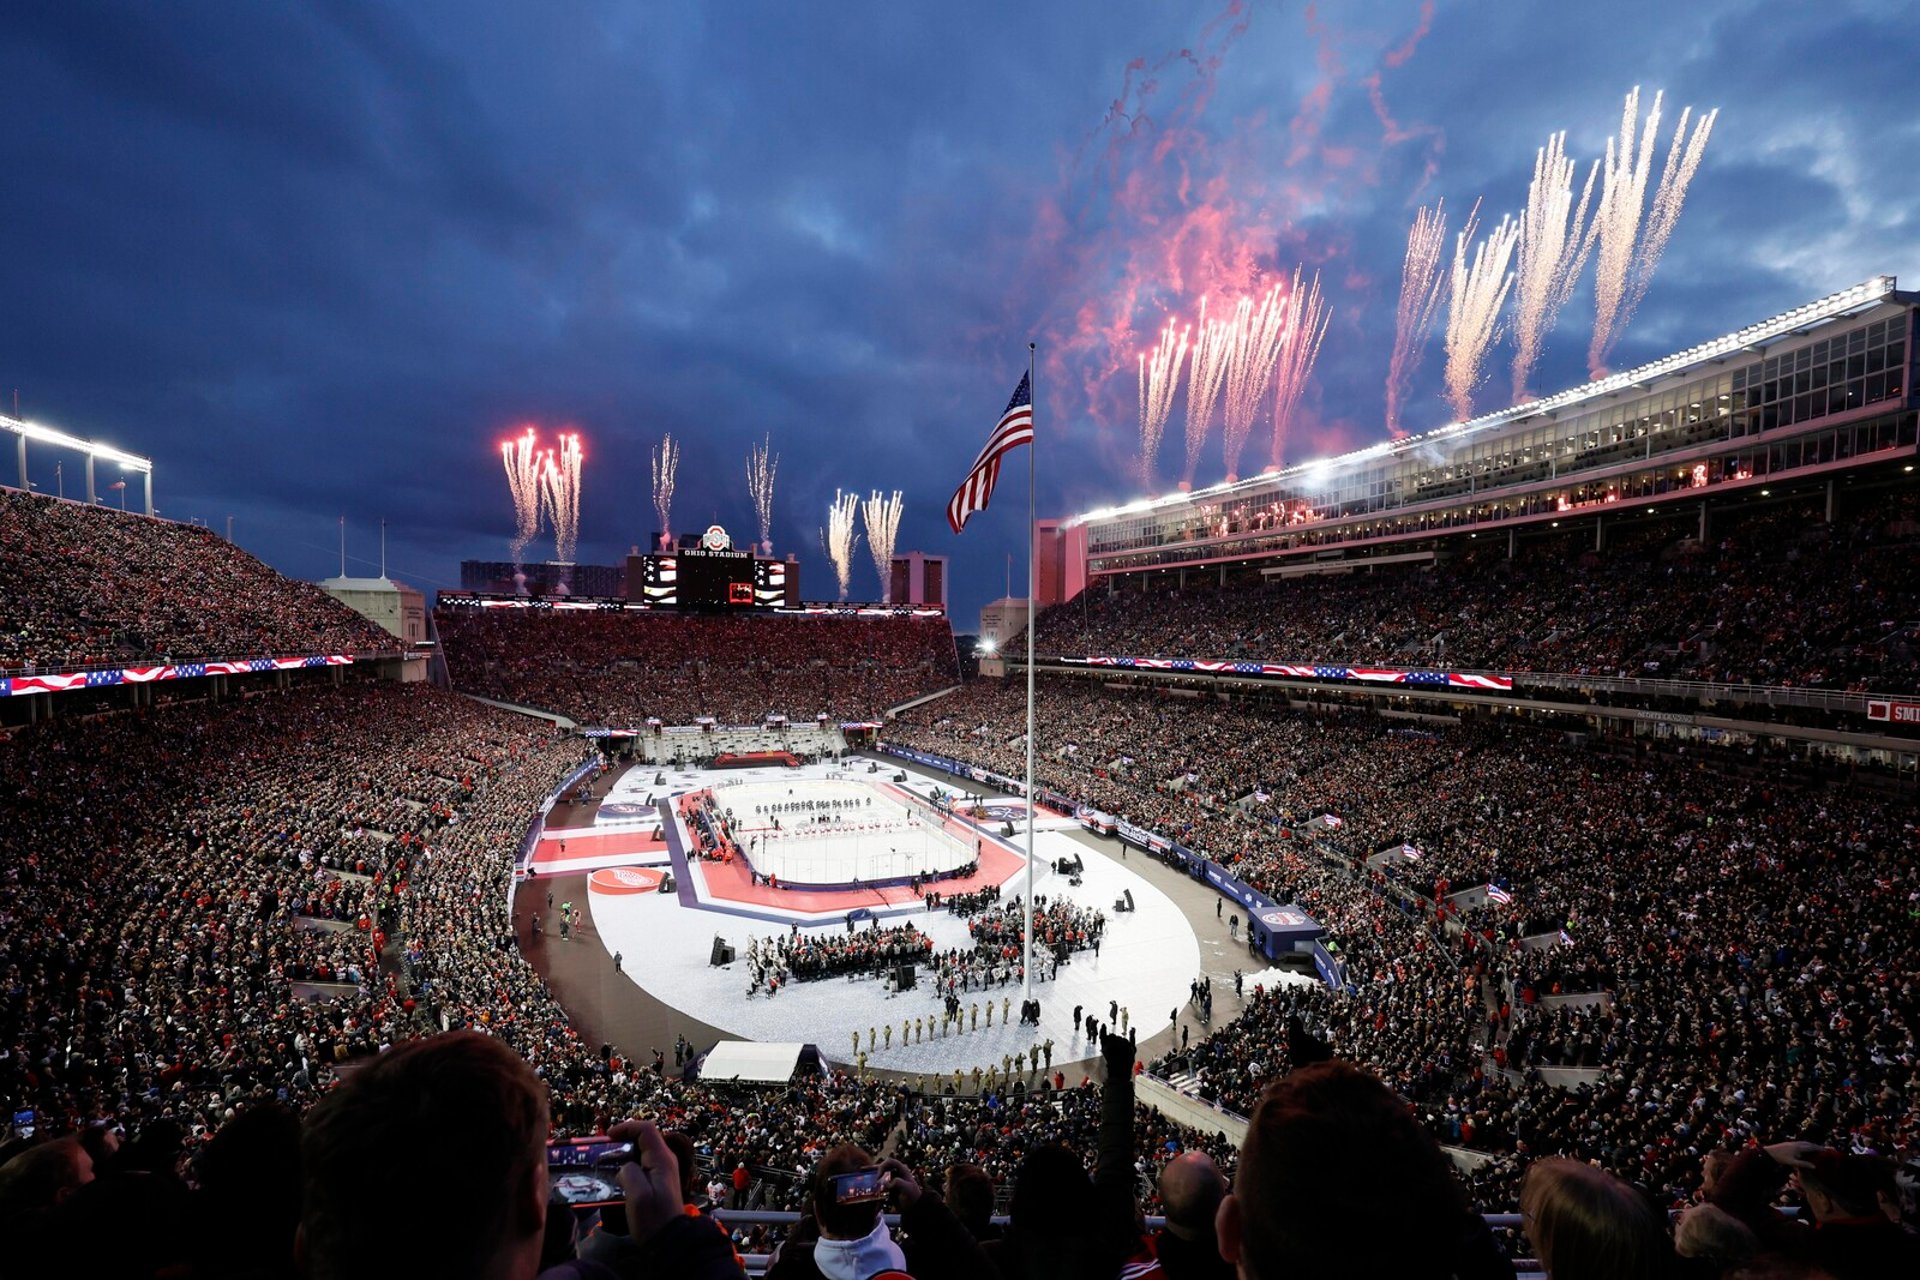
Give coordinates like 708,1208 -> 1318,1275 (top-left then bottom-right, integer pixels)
1866,699 -> 1920,725
700,525 -> 733,552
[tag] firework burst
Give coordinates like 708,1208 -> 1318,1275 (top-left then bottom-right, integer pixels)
826,489 -> 861,602
1137,319 -> 1190,487
861,489 -> 905,602
1182,297 -> 1236,488
1271,266 -> 1330,469
538,431 -> 583,568
500,427 -> 544,579
747,434 -> 778,553
1588,87 -> 1718,376
1387,202 -> 1449,438
1512,132 -> 1599,402
1221,284 -> 1289,482
1444,200 -> 1520,423
651,434 -> 679,551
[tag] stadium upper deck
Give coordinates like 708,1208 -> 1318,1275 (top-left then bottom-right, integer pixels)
1056,277 -> 1915,581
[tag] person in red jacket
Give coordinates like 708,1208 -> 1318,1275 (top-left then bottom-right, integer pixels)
731,1161 -> 750,1210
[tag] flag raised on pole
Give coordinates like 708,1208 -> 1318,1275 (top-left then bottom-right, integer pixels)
946,371 -> 1034,534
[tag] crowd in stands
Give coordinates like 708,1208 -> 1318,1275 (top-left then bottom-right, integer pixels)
886,675 -> 1920,1239
6,491 -> 1920,1275
17,1013 -> 1912,1277
435,607 -> 959,724
0,682 -> 584,1149
0,489 -> 396,671
1038,486 -> 1920,691
894,1059 -> 1240,1215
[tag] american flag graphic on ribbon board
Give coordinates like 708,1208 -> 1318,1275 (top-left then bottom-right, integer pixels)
947,371 -> 1033,534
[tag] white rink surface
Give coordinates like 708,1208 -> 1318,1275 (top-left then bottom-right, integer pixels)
709,776 -> 971,884
589,776 -> 1200,1073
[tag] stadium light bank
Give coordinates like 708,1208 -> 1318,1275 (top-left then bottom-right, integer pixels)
2,412 -> 155,515
1064,274 -> 1898,528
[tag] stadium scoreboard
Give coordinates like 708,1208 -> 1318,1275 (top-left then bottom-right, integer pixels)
629,525 -> 789,609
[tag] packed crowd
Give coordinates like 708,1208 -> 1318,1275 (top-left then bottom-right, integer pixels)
886,675 -> 1920,1229
0,669 -> 1266,1275
435,607 -> 960,724
0,682 -> 585,1146
938,884 -> 1003,917
755,923 -> 936,985
6,490 -> 1920,1276
16,1018 -> 1912,1279
966,897 -> 1106,966
1038,486 -> 1920,691
0,489 -> 396,671
893,1062 -> 1241,1215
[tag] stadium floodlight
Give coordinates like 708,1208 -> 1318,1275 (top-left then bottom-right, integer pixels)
978,637 -> 997,654
2,414 -> 152,472
4,412 -> 155,515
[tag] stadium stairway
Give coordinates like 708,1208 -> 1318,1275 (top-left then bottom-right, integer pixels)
1161,1067 -> 1205,1096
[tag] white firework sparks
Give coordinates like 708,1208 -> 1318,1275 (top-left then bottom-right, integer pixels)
1220,284 -> 1289,482
1182,297 -> 1236,487
538,431 -> 583,568
1387,202 -> 1449,438
861,489 -> 905,603
500,427 -> 544,576
747,434 -> 778,553
826,489 -> 861,601
1271,266 -> 1330,469
1444,200 -> 1520,423
1137,319 -> 1190,487
1511,133 -> 1599,402
1588,87 -> 1718,376
651,433 -> 679,551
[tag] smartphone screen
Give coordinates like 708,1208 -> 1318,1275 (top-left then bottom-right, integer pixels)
832,1168 -> 887,1205
546,1138 -> 631,1209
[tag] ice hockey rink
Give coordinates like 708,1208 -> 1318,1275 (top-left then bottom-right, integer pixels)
711,775 -> 974,886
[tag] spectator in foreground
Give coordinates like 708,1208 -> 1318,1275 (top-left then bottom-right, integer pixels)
982,1033 -> 1160,1280
1150,1151 -> 1233,1280
943,1163 -> 1000,1245
1519,1157 -> 1669,1280
298,1030 -> 741,1280
1216,1059 -> 1512,1280
0,1138 -> 94,1231
1796,1152 -> 1920,1280
764,1144 -> 992,1280
194,1102 -> 305,1280
1673,1204 -> 1760,1278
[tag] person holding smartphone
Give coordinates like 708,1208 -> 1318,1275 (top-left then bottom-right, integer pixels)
297,1031 -> 744,1280
764,1146 -> 998,1280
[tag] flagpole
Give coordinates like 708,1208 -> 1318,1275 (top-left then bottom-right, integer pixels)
1022,341 -> 1036,1012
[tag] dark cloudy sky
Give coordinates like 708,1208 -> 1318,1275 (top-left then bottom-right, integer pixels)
2,0 -> 1914,625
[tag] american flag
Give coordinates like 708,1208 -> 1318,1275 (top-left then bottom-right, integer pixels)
1486,884 -> 1514,905
947,371 -> 1033,534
